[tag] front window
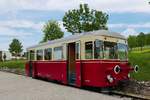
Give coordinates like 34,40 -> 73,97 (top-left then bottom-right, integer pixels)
117,43 -> 128,60
103,42 -> 118,59
84,40 -> 128,60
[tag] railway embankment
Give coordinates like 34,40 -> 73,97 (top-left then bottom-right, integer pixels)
0,67 -> 25,75
116,79 -> 150,98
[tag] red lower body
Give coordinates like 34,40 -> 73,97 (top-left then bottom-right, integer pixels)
25,60 -> 131,88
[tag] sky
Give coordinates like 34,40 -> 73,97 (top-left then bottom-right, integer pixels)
0,0 -> 150,51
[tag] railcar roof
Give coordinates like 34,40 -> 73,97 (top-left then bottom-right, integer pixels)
27,30 -> 125,50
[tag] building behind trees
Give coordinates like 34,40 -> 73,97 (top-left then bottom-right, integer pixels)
0,51 -> 12,61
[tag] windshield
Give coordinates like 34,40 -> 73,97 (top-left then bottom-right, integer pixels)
117,43 -> 128,60
103,41 -> 118,59
103,41 -> 128,60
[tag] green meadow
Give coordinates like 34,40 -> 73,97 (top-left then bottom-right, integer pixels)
129,47 -> 150,81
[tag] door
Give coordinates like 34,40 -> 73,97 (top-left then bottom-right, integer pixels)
67,42 -> 76,85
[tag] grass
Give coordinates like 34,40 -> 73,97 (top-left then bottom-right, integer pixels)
131,46 -> 150,53
0,60 -> 26,70
129,47 -> 150,81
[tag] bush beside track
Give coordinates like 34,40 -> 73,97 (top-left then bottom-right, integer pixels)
0,60 -> 26,75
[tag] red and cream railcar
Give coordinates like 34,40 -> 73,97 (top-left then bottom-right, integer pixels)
25,30 -> 137,88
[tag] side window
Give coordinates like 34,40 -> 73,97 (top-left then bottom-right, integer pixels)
36,50 -> 43,60
44,48 -> 52,60
29,50 -> 35,61
54,46 -> 63,60
76,42 -> 80,59
94,40 -> 103,59
85,41 -> 93,59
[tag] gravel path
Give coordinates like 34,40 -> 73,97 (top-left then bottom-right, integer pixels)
0,71 -> 127,100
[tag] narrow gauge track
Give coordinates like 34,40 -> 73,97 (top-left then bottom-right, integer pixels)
82,87 -> 150,100
110,91 -> 150,100
0,70 -> 150,100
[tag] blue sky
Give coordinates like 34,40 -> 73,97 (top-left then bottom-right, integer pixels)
0,0 -> 150,51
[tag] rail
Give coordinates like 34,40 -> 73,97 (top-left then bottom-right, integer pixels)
111,90 -> 150,100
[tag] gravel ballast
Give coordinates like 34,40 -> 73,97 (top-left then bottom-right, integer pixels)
0,71 -> 128,100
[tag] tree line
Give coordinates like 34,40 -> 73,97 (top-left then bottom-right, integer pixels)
128,32 -> 150,51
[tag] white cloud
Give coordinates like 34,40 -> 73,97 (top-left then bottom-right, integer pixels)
0,0 -> 149,13
0,19 -> 68,37
0,19 -> 69,37
0,20 -> 44,30
58,21 -> 67,32
90,0 -> 150,13
0,20 -> 44,37
122,28 -> 138,37
109,22 -> 150,29
0,26 -> 34,37
109,23 -> 149,37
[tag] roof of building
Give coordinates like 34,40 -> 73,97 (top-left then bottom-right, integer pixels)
27,30 -> 125,50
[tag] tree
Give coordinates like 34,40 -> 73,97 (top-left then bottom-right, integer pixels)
63,4 -> 108,34
9,39 -> 23,57
128,35 -> 137,51
137,32 -> 145,51
41,20 -> 64,42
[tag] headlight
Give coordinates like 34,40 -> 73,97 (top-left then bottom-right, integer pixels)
128,73 -> 130,78
114,65 -> 121,74
134,65 -> 139,73
107,75 -> 114,83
